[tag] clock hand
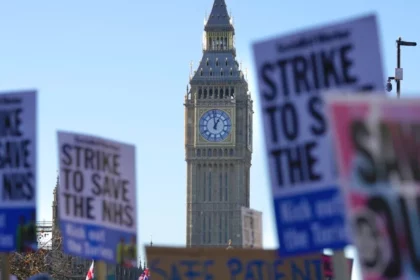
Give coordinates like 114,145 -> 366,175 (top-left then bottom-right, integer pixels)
213,118 -> 220,130
212,110 -> 217,129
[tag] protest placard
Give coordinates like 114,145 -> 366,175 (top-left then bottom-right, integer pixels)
327,96 -> 420,279
57,131 -> 137,266
252,14 -> 385,257
0,90 -> 37,253
146,247 -> 325,280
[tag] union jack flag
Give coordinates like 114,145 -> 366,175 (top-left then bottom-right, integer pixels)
86,261 -> 94,280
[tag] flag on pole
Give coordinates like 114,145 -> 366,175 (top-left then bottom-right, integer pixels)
86,260 -> 94,280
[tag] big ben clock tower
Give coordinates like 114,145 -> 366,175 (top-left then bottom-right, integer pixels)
184,0 -> 253,247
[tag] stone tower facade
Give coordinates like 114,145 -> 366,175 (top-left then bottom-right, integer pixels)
185,0 -> 253,247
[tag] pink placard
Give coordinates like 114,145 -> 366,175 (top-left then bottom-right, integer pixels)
327,96 -> 420,279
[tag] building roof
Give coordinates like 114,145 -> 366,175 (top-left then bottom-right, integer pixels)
205,0 -> 234,32
190,52 -> 244,83
190,0 -> 245,84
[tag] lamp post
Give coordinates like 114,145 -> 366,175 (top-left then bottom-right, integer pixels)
387,37 -> 417,98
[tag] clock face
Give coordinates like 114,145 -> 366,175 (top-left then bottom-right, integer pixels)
199,109 -> 232,142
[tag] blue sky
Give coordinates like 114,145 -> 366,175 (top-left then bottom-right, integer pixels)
0,0 -> 419,278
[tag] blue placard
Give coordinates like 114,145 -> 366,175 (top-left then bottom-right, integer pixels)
58,131 -> 137,266
60,220 -> 137,265
273,187 -> 348,256
0,91 -> 37,252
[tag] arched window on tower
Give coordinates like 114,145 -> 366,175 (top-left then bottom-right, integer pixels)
204,88 -> 207,99
209,88 -> 213,98
208,215 -> 212,243
219,173 -> 223,201
206,58 -> 209,66
198,88 -> 202,99
224,213 -> 228,242
215,88 -> 218,98
203,169 -> 207,201
219,214 -> 223,243
220,69 -> 223,76
210,68 -> 213,76
224,37 -> 228,49
213,148 -> 217,156
220,88 -> 224,99
224,148 -> 227,157
197,149 -> 201,157
200,68 -> 203,76
225,58 -> 228,66
230,68 -> 233,76
224,172 -> 228,201
218,149 -> 222,157
208,149 -> 212,157
229,149 -> 234,156
208,169 -> 212,202
216,58 -> 219,66
203,213 -> 206,243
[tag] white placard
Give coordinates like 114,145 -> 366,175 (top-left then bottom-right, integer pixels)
58,131 -> 137,264
252,14 -> 385,256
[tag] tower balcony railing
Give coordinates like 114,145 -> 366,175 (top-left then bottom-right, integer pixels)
190,71 -> 245,81
203,46 -> 236,53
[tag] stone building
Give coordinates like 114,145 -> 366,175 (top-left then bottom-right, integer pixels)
185,0 -> 256,247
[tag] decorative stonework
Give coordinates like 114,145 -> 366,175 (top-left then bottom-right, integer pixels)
185,0 -> 253,248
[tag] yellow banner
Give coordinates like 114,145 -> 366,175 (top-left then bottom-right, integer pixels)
146,247 -> 324,280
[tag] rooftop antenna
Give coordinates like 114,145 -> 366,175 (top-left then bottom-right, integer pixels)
150,235 -> 153,247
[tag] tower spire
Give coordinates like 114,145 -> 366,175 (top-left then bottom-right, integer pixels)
204,0 -> 234,32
